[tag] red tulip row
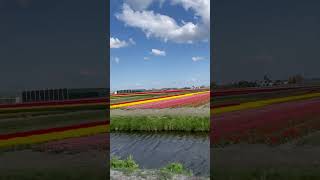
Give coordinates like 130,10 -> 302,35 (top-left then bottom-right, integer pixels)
211,97 -> 320,146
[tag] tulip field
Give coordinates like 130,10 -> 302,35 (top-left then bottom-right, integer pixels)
212,86 -> 320,146
110,89 -> 209,108
212,86 -> 320,179
0,97 -> 109,179
110,89 -> 210,132
110,89 -> 211,178
0,98 -> 108,150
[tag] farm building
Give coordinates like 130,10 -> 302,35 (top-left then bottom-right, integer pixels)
21,88 -> 107,103
115,89 -> 146,94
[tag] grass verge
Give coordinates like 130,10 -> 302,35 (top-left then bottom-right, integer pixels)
111,155 -> 194,179
110,114 -> 209,132
111,155 -> 139,173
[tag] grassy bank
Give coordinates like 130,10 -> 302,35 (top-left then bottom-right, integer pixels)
110,108 -> 209,132
111,155 -> 209,180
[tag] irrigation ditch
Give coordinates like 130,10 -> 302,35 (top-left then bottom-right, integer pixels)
110,107 -> 210,178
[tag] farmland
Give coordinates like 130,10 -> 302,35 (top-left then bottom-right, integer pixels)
110,89 -> 210,132
0,99 -> 109,179
110,89 -> 210,178
211,86 -> 320,179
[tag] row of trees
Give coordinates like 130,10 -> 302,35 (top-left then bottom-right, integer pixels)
211,74 -> 305,88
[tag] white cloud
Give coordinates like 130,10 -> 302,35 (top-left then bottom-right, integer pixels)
192,56 -> 205,62
143,57 -> 150,60
110,37 -> 128,48
151,49 -> 166,56
124,0 -> 165,10
171,0 -> 210,27
116,0 -> 209,44
124,0 -> 154,10
110,37 -> 136,48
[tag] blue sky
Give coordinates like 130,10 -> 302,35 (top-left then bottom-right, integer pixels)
110,0 -> 210,91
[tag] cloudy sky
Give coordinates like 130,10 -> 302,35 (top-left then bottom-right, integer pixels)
214,0 -> 320,84
110,0 -> 210,91
0,0 -> 107,95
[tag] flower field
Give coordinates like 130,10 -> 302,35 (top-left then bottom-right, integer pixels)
110,89 -> 210,132
0,97 -> 107,114
37,133 -> 109,152
0,97 -> 109,180
211,86 -> 320,146
0,98 -> 109,149
0,121 -> 109,148
126,91 -> 210,109
111,90 -> 210,109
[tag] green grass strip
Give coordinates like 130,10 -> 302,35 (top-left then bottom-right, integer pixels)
110,115 -> 209,132
111,155 -> 193,177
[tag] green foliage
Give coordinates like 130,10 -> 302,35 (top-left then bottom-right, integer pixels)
111,155 -> 139,172
110,115 -> 209,132
160,162 -> 192,176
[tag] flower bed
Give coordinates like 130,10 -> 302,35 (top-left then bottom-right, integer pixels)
211,98 -> 320,146
111,91 -> 209,109
127,92 -> 210,109
0,121 -> 109,148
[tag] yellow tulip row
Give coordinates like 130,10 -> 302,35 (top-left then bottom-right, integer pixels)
0,124 -> 109,148
212,92 -> 320,115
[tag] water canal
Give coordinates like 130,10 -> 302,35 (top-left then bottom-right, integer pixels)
110,132 -> 209,176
